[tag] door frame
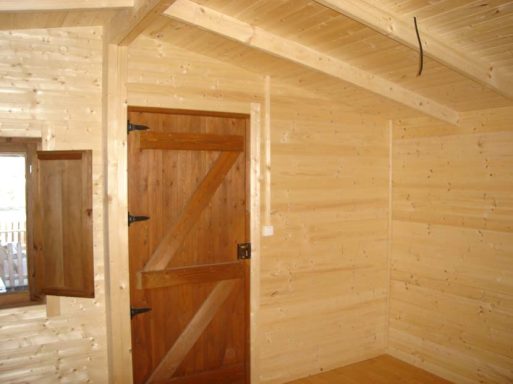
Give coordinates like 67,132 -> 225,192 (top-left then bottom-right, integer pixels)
106,99 -> 261,384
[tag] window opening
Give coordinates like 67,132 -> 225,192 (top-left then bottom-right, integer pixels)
0,153 -> 28,294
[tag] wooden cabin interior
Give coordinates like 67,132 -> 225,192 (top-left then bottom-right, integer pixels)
0,1 -> 512,383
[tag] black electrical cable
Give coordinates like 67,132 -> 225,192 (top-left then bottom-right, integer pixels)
414,16 -> 424,76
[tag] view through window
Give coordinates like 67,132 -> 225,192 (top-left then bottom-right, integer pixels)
0,154 -> 28,294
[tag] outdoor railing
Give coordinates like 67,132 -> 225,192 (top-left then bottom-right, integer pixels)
0,221 -> 28,292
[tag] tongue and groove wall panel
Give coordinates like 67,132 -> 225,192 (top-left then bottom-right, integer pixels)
127,36 -> 390,384
0,27 -> 108,383
389,108 -> 513,384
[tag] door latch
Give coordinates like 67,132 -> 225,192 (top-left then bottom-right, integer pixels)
237,243 -> 251,260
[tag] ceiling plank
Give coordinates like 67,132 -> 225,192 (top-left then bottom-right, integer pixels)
107,0 -> 176,45
164,0 -> 460,125
0,0 -> 133,12
314,0 -> 513,100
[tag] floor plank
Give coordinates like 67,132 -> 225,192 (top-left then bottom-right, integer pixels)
286,355 -> 452,384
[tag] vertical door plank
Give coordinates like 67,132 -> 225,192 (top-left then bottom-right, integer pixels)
169,116 -> 247,270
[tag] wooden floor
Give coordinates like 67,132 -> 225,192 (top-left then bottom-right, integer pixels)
287,355 -> 452,384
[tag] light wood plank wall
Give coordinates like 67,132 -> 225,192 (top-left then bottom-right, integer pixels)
0,28 -> 108,383
2,26 -> 511,384
259,104 -> 389,383
128,36 -> 390,384
389,107 -> 513,384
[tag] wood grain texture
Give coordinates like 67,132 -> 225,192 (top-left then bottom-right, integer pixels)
286,355 -> 452,384
164,0 -> 459,125
127,32 -> 411,118
166,363 -> 244,384
102,42 -> 133,384
0,9 -> 117,30
389,110 -> 513,384
0,27 -> 107,383
147,279 -> 238,383
314,0 -> 513,100
143,150 -> 240,272
5,6 -> 511,384
0,0 -> 133,11
34,150 -> 94,298
139,131 -> 244,152
137,261 -> 245,289
249,102 -> 261,384
128,37 -> 390,384
263,76 -> 271,228
34,151 -> 94,297
37,151 -> 84,160
129,106 -> 249,119
360,0 -> 513,94
153,1 -> 511,114
107,0 -> 177,45
128,109 -> 250,383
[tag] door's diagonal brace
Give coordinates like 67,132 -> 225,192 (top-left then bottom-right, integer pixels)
145,280 -> 237,383
143,151 -> 240,272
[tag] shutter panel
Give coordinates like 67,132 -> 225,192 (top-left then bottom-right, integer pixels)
33,150 -> 94,298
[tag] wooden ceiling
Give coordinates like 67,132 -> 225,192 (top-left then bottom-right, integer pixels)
2,0 -> 513,122
140,17 -> 418,118
369,0 -> 513,64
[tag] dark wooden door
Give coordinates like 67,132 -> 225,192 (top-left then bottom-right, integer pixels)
127,108 -> 250,384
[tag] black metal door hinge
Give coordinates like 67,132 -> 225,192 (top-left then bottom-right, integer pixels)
130,306 -> 151,319
127,120 -> 149,134
237,243 -> 251,260
128,213 -> 150,226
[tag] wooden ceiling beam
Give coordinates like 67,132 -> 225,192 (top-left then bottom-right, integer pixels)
0,0 -> 133,12
314,0 -> 513,100
164,0 -> 460,125
107,0 -> 176,45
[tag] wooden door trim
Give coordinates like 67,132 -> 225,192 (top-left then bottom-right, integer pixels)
143,151 -> 241,272
128,105 -> 249,119
146,279 -> 238,383
137,261 -> 245,289
104,44 -> 133,384
248,103 -> 261,384
111,102 -> 261,384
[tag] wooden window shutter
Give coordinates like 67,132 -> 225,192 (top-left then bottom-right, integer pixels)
33,150 -> 94,298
